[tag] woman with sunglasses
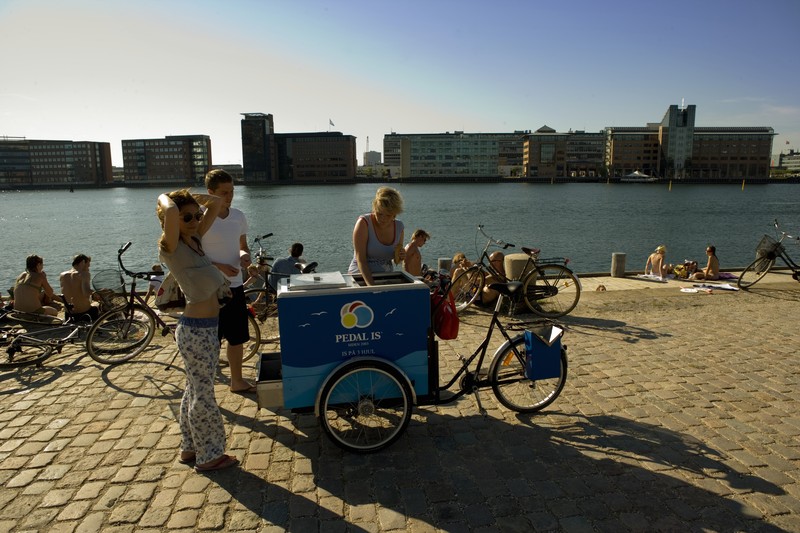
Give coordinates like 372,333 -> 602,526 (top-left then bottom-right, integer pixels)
156,189 -> 239,472
691,245 -> 720,281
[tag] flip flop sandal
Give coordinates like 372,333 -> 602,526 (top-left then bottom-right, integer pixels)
195,454 -> 239,472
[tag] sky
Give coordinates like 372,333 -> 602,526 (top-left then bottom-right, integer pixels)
1,0 -> 799,167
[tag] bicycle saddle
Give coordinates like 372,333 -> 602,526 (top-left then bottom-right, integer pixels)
296,262 -> 318,274
488,281 -> 523,296
522,246 -> 540,257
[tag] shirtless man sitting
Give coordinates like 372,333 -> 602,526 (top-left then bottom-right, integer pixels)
60,254 -> 99,321
403,229 -> 430,277
13,254 -> 61,316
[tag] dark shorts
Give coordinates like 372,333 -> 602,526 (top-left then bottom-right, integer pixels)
218,286 -> 249,346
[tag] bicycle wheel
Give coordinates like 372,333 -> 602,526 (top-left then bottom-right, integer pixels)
318,361 -> 412,453
220,311 -> 262,364
489,335 -> 567,413
5,311 -> 64,327
0,343 -> 53,369
450,266 -> 485,313
522,264 -> 581,318
737,256 -> 775,289
86,305 -> 156,364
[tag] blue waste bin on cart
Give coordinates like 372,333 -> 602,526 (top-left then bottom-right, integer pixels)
259,271 -> 431,410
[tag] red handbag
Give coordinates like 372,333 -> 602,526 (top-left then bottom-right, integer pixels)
431,291 -> 459,340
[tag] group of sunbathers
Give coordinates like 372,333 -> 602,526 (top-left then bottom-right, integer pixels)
645,244 -> 720,281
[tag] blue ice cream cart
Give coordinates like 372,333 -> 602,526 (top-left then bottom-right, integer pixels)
256,269 -> 569,454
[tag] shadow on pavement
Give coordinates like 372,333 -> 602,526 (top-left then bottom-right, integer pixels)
559,315 -> 671,344
210,406 -> 788,531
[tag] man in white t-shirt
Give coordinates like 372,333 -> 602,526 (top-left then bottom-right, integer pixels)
202,169 -> 254,393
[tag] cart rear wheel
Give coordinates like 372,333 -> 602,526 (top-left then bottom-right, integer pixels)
318,361 -> 412,453
490,336 -> 567,413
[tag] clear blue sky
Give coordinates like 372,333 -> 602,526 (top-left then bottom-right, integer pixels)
2,0 -> 798,166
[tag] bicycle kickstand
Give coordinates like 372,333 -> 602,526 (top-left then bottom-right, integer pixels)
471,387 -> 489,419
165,348 -> 180,371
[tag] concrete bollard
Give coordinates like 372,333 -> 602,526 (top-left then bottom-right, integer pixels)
504,253 -> 530,280
437,257 -> 452,273
611,253 -> 626,277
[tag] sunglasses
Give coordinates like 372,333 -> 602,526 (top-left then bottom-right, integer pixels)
181,212 -> 203,223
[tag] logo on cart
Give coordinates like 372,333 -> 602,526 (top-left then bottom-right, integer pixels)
340,300 -> 374,329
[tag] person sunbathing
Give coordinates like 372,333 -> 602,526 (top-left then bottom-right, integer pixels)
692,246 -> 720,281
644,245 -> 668,279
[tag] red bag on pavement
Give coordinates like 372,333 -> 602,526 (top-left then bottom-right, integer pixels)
431,291 -> 459,340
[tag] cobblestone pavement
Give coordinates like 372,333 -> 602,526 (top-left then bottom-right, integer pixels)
1,274 -> 799,532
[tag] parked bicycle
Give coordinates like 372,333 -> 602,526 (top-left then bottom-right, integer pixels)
244,232 -> 317,325
1,298 -> 102,369
738,219 -> 800,289
86,242 -> 262,365
450,225 -> 581,318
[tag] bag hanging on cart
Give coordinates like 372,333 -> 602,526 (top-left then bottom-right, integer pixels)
523,326 -> 564,380
431,291 -> 459,340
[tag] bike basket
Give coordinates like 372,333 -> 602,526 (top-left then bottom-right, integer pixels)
91,269 -> 128,310
756,235 -> 784,257
523,325 -> 564,380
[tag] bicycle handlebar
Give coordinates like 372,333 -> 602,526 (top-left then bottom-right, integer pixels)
254,233 -> 273,243
478,225 -> 515,249
774,219 -> 798,241
116,242 -> 159,281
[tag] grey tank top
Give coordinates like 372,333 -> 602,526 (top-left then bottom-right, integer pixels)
159,238 -> 227,305
347,213 -> 404,274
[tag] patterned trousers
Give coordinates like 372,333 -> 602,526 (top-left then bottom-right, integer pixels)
176,316 -> 225,464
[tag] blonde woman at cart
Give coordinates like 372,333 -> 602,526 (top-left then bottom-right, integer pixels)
157,189 -> 239,473
348,187 -> 406,286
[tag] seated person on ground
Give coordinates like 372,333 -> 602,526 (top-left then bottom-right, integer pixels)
403,229 -> 430,277
243,264 -> 263,288
644,245 -> 669,278
269,243 -> 305,289
14,254 -> 61,317
450,252 -> 472,277
60,254 -> 100,321
144,264 -> 164,305
480,251 -> 506,305
692,246 -> 720,281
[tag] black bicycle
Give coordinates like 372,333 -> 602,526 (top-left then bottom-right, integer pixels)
738,219 -> 800,289
450,225 -> 581,318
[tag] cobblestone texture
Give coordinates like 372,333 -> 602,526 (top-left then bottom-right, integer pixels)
1,273 -> 799,531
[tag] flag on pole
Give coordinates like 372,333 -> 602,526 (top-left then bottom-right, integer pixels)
329,119 -> 335,127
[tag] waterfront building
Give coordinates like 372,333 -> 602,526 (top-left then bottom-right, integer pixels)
605,104 -> 774,180
382,132 -> 526,179
0,137 -> 113,187
213,164 -> 244,181
363,150 -> 381,166
241,113 -> 357,182
524,127 -> 605,178
121,135 -> 211,184
241,113 -> 278,183
777,149 -> 800,174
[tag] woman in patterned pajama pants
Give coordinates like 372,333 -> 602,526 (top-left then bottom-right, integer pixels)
176,317 -> 225,464
157,189 -> 239,473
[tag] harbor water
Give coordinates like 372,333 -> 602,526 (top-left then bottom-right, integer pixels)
1,182 -> 799,294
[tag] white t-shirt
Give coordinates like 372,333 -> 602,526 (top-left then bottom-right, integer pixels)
201,207 -> 249,288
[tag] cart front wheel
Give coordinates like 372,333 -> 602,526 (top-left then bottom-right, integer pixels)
318,361 -> 412,453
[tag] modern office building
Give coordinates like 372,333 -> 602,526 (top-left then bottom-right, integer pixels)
523,127 -> 606,178
121,135 -> 211,184
382,132 -> 526,179
241,113 -> 277,183
241,113 -> 357,182
778,149 -> 800,174
0,137 -> 113,187
363,150 -> 382,166
604,104 -> 774,180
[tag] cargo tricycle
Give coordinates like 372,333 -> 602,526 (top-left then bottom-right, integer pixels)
257,270 -> 567,453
